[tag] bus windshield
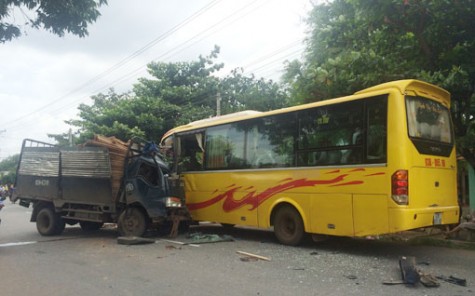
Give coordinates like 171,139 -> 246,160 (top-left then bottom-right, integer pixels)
406,96 -> 452,144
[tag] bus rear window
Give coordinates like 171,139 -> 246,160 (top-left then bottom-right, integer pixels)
406,96 -> 453,157
406,96 -> 452,144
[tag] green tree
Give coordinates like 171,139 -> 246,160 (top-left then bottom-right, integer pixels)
61,47 -> 223,143
1,0 -> 107,43
64,90 -> 153,143
219,68 -> 290,114
0,154 -> 19,184
283,0 -> 475,166
58,47 -> 289,144
133,46 -> 223,127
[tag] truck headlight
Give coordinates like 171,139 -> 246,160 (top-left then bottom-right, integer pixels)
165,197 -> 182,208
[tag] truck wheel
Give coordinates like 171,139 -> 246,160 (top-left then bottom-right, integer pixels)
36,207 -> 64,236
118,208 -> 148,237
79,221 -> 104,231
273,205 -> 304,246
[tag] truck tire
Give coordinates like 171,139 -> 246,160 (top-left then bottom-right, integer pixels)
36,207 -> 65,236
118,208 -> 148,237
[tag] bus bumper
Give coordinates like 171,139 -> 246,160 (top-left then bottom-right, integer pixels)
388,205 -> 460,233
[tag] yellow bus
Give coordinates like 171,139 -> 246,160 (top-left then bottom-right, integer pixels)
161,79 -> 459,245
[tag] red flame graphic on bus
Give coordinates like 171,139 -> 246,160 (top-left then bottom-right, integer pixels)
187,169 -> 384,212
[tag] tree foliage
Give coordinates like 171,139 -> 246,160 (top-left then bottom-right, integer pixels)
0,154 -> 19,184
64,90 -> 152,143
0,0 -> 107,43
283,0 -> 475,165
58,47 -> 289,144
219,68 -> 289,114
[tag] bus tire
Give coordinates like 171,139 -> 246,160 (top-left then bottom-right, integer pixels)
118,207 -> 148,237
273,205 -> 304,246
36,206 -> 64,236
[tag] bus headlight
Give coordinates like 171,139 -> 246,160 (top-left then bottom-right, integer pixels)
165,197 -> 182,208
392,170 -> 408,205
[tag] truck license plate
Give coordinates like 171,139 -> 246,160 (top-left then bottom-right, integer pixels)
433,212 -> 442,225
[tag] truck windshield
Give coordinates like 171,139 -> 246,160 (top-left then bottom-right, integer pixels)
406,96 -> 452,144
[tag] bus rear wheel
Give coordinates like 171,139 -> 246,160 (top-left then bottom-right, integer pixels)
273,205 -> 304,246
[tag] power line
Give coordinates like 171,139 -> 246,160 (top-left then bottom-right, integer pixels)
248,46 -> 305,77
3,0 -> 308,140
243,40 -> 305,77
4,0 -> 271,134
0,0 -> 224,131
6,39 -> 305,137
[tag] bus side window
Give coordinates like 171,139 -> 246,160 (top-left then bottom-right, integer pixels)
297,100 -> 364,166
247,116 -> 295,168
340,126 -> 362,164
205,124 -> 247,170
178,133 -> 205,172
366,98 -> 387,162
182,148 -> 203,171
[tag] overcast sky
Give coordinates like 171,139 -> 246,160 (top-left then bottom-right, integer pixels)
0,0 -> 313,159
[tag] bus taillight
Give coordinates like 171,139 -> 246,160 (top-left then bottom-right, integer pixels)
392,170 -> 408,205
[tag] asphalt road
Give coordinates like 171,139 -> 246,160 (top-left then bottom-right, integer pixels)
1,203 -> 474,296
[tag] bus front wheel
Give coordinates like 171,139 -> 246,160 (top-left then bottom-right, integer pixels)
273,205 -> 304,246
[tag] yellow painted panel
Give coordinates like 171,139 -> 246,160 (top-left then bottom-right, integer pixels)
310,194 -> 354,236
408,167 -> 457,209
353,194 -> 389,236
186,188 -> 259,226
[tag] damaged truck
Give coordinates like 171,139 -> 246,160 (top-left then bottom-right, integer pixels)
12,136 -> 189,237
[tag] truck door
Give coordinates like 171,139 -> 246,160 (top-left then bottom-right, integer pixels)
133,160 -> 167,201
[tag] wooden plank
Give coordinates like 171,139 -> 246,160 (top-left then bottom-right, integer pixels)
117,236 -> 155,245
236,251 -> 271,261
84,135 -> 129,201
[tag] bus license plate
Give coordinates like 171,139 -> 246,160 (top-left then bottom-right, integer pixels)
433,212 -> 442,225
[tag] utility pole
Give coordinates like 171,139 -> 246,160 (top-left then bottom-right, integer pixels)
0,129 -> 5,159
68,128 -> 73,146
216,92 -> 221,116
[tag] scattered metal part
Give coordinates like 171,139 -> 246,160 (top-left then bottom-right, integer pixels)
436,275 -> 467,287
399,256 -> 420,285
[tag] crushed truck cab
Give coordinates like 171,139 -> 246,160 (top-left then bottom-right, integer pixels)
12,136 -> 189,237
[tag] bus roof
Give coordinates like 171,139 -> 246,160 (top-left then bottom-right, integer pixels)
180,110 -> 262,127
355,79 -> 450,105
161,79 -> 450,140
